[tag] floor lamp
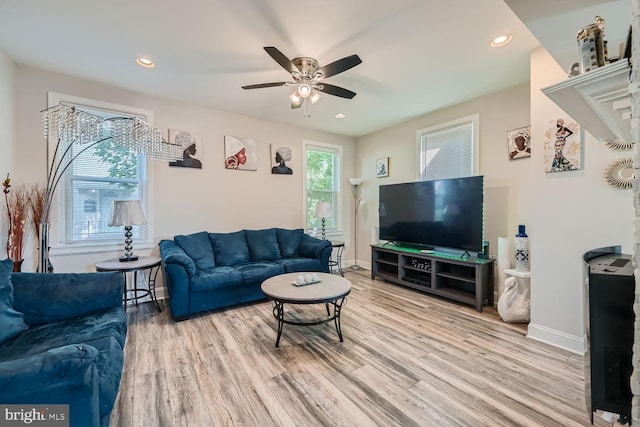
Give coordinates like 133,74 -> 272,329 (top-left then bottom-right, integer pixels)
38,104 -> 183,272
349,178 -> 364,270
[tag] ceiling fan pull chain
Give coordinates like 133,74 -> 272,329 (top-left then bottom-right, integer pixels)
303,98 -> 311,118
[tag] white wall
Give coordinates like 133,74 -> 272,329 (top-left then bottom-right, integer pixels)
12,66 -> 357,276
527,47 -> 633,353
0,48 -> 15,259
355,83 -> 531,271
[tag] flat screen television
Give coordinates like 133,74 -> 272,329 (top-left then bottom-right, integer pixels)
378,176 -> 484,251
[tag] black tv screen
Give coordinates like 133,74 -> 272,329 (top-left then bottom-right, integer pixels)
378,176 -> 484,251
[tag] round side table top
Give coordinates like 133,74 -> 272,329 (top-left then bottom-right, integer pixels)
330,240 -> 345,247
261,272 -> 351,303
95,256 -> 161,272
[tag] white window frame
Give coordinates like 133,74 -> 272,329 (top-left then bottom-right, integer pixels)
416,113 -> 480,181
47,92 -> 154,255
302,139 -> 343,237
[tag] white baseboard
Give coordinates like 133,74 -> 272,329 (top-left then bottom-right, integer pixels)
527,322 -> 585,355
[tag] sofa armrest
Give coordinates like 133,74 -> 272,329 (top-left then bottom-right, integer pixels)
299,234 -> 332,258
0,344 -> 101,427
159,239 -> 194,320
159,239 -> 196,277
299,234 -> 332,272
11,272 -> 124,326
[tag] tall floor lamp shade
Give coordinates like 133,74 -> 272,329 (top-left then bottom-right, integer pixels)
108,200 -> 147,262
349,178 -> 364,270
314,201 -> 333,240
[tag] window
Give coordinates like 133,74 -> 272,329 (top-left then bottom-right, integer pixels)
303,140 -> 342,234
417,114 -> 479,181
48,93 -> 150,245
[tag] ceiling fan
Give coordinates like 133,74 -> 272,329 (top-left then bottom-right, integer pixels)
242,46 -> 362,116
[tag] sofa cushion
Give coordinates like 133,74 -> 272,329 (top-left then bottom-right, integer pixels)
0,307 -> 127,362
191,267 -> 243,292
234,262 -> 284,285
0,258 -> 28,345
276,228 -> 304,257
174,231 -> 215,270
209,231 -> 250,266
245,228 -> 281,261
0,344 -> 100,413
274,257 -> 325,273
12,273 -> 124,327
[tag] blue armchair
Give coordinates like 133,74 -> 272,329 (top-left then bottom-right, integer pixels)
0,259 -> 127,427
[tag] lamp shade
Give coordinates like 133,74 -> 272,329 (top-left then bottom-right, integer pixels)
314,201 -> 333,219
349,177 -> 363,186
108,200 -> 147,227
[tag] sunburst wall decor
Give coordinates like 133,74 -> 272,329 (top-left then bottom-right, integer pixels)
605,138 -> 633,151
604,157 -> 634,189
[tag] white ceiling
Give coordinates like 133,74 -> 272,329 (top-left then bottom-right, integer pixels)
0,0 -> 630,137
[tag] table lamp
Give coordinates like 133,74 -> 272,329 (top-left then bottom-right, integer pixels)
108,200 -> 147,262
314,201 -> 333,239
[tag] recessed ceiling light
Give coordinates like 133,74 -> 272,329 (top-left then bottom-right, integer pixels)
490,34 -> 512,47
136,57 -> 155,68
335,113 -> 346,119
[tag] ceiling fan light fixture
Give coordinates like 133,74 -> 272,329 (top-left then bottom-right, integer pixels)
310,90 -> 322,104
289,91 -> 303,109
298,83 -> 312,98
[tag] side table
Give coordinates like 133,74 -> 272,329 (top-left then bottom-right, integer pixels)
329,240 -> 345,276
95,256 -> 162,312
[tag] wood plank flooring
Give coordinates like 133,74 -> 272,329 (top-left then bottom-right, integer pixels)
110,270 -> 614,427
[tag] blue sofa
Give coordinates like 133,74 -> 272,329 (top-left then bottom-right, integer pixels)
0,258 -> 127,427
159,228 -> 332,320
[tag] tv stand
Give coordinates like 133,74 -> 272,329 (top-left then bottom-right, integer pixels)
371,244 -> 494,312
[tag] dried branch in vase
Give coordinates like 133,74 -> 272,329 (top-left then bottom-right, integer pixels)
2,174 -> 11,258
3,177 -> 30,262
28,183 -> 46,242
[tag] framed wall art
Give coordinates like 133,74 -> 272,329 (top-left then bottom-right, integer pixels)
168,129 -> 203,169
224,135 -> 257,170
507,126 -> 531,160
376,157 -> 389,178
271,145 -> 293,175
543,118 -> 582,173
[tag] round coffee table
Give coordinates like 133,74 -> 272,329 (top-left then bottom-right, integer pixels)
261,272 -> 351,347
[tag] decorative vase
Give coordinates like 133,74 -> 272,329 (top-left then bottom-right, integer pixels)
12,259 -> 23,272
514,224 -> 530,272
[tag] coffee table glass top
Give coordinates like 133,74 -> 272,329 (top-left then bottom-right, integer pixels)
261,272 -> 351,303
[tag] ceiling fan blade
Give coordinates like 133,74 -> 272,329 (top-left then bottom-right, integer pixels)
316,54 -> 362,79
242,82 -> 289,89
264,46 -> 300,74
314,83 -> 357,99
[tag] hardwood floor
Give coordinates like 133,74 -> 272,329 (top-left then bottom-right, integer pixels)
111,270 -> 613,427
